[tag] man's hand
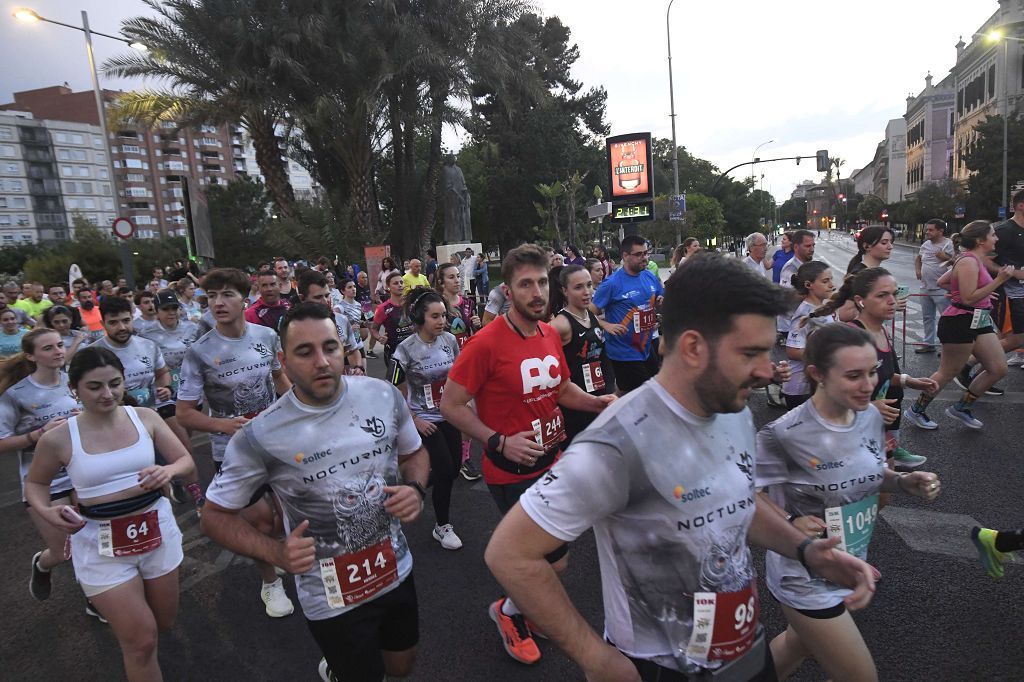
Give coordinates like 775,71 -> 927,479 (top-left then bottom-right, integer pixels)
793,515 -> 827,538
155,387 -> 172,402
413,416 -> 437,437
383,485 -> 423,522
872,398 -> 899,425
803,536 -> 879,610
582,643 -> 641,682
276,519 -> 316,574
219,416 -> 250,436
772,361 -> 792,384
501,430 -> 546,467
900,471 -> 941,501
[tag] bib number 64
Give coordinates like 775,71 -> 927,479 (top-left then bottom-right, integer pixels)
125,521 -> 149,540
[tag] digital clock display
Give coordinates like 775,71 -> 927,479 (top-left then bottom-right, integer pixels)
611,200 -> 654,222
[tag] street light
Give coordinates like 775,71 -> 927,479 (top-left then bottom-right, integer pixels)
752,140 -> 773,228
666,0 -> 681,245
980,29 -> 1024,217
13,7 -> 147,285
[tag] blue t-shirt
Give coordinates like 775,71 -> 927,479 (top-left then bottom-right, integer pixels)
0,328 -> 27,358
592,267 -> 664,362
771,248 -> 792,283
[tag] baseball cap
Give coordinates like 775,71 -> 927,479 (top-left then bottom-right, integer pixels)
155,290 -> 179,309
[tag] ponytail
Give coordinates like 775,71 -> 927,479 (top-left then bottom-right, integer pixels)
0,327 -> 62,394
809,267 -> 891,322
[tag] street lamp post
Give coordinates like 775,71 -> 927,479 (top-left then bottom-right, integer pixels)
982,29 -> 1024,217
13,8 -> 147,286
752,139 -> 773,230
666,0 -> 681,245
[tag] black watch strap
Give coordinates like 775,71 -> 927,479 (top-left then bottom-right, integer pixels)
487,432 -> 502,453
796,537 -> 814,572
406,481 -> 427,500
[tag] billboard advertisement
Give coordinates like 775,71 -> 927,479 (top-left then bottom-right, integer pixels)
606,133 -> 653,201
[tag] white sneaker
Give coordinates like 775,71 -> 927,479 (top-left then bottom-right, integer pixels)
261,578 -> 295,617
1009,352 -> 1024,367
432,523 -> 463,550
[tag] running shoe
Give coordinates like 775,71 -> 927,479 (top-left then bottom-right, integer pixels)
488,598 -> 541,664
85,600 -> 108,624
1008,352 -> 1024,367
891,447 -> 927,470
903,407 -> 938,430
914,345 -> 936,354
971,527 -> 1010,579
983,384 -> 1005,396
766,383 -> 785,409
432,523 -> 463,550
946,405 -> 983,429
168,480 -> 187,505
460,460 -> 482,481
261,578 -> 295,617
952,365 -> 973,391
317,658 -> 336,682
365,350 -> 378,359
29,551 -> 51,601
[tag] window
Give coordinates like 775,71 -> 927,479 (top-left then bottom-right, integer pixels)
77,166 -> 90,177
122,144 -> 140,154
0,198 -> 6,207
0,145 -> 15,157
0,127 -> 11,140
2,235 -> 12,243
126,173 -> 145,182
98,168 -> 109,178
103,199 -> 114,210
0,216 -> 10,225
71,134 -> 84,145
80,182 -> 92,193
11,197 -> 26,208
94,151 -> 105,162
66,198 -> 79,209
5,163 -> 16,173
93,136 -> 103,148
125,187 -> 149,197
72,149 -> 87,161
16,215 -> 29,226
54,133 -> 67,143
124,159 -> 143,169
19,234 -> 32,242
9,180 -> 22,191
82,198 -> 96,209
58,149 -> 71,161
61,166 -> 73,177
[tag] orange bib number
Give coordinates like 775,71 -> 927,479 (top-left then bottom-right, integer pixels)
423,381 -> 445,409
98,509 -> 162,557
581,361 -> 605,393
686,583 -> 760,664
532,407 -> 566,452
633,308 -> 657,333
319,538 -> 398,609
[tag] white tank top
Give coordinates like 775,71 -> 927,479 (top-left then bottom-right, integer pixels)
66,407 -> 154,498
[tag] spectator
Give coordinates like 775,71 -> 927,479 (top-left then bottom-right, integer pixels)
473,254 -> 490,298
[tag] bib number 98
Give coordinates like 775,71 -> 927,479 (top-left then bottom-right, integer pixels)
734,596 -> 756,631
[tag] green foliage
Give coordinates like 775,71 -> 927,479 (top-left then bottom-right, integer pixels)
779,197 -> 807,228
963,113 -> 1024,219
207,176 -> 273,268
855,194 -> 885,222
0,243 -> 47,280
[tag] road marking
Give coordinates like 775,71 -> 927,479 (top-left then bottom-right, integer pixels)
880,506 -> 1016,571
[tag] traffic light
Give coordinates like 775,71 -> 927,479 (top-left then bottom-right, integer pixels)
838,193 -> 846,203
816,150 -> 830,172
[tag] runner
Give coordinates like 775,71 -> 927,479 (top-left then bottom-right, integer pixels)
971,526 -> 1022,578
810,268 -> 934,469
401,259 -> 430,296
370,271 -> 414,364
12,282 -> 53,321
76,288 -> 104,341
435,262 -> 483,480
782,261 -> 835,409
175,278 -> 203,323
141,290 -> 204,509
0,308 -> 28,358
355,271 -> 378,358
274,258 -> 300,307
43,305 -> 88,365
548,264 -> 615,443
0,289 -> 33,327
133,291 -> 160,336
585,258 -> 605,287
90,297 -> 171,413
0,328 -> 81,603
440,243 -> 614,666
592,234 -> 664,395
296,270 -> 364,374
846,225 -> 895,275
480,284 -> 511,325
176,268 -> 295,617
778,230 -> 815,338
390,288 -> 464,550
756,323 -> 941,682
25,346 -> 195,682
743,232 -> 772,277
201,302 -> 429,682
337,278 -> 370,351
484,253 -> 878,682
905,221 -> 1014,430
245,269 -> 291,331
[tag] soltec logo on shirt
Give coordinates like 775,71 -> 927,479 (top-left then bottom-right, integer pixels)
810,457 -> 845,471
672,485 -> 711,503
294,448 -> 332,465
520,356 -> 560,393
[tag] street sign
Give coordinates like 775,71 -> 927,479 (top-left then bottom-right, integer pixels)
669,194 -> 686,222
955,204 -> 965,219
111,217 -> 135,240
610,200 -> 654,223
999,206 -> 1007,220
586,202 -> 612,220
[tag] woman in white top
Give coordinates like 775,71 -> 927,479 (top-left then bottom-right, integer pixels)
782,261 -> 835,409
174,278 -> 202,323
25,346 -> 195,682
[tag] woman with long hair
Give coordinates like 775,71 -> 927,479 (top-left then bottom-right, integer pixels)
549,265 -> 615,443
671,237 -> 701,269
585,258 -> 605,287
846,225 -> 895,275
811,268 -> 936,470
174,278 -> 202,323
757,324 -> 941,682
0,328 -> 82,605
782,261 -> 836,409
905,221 -> 1014,431
25,346 -> 194,681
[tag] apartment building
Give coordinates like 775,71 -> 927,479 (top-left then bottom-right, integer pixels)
904,72 -> 955,197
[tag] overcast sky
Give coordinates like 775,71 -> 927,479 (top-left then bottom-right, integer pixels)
0,0 -> 1000,200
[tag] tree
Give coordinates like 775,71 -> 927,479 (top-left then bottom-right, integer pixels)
779,197 -> 807,228
206,176 -> 273,268
533,181 -> 564,245
856,194 -> 886,222
963,112 -> 1024,219
0,243 -> 46,279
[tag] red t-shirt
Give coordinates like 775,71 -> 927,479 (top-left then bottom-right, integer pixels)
448,316 -> 569,485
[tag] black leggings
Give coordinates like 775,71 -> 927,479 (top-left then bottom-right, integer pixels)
422,420 -> 462,526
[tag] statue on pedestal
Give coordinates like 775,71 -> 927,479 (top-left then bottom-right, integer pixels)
442,155 -> 472,243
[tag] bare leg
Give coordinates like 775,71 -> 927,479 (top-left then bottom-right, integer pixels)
382,647 -> 418,678
780,604 -> 877,682
90,576 -> 163,682
966,334 -> 1009,395
27,500 -> 70,571
770,624 -> 811,680
143,569 -> 181,631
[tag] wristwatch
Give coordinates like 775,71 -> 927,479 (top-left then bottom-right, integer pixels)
796,537 -> 814,572
405,481 -> 427,500
487,432 -> 503,453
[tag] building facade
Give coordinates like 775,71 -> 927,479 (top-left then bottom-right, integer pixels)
871,118 -> 907,203
904,72 -> 955,196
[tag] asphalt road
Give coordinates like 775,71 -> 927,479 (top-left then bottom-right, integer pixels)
2,267 -> 1022,681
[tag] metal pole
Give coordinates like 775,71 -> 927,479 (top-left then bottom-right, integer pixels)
666,0 -> 680,246
1003,38 -> 1009,216
82,11 -> 134,289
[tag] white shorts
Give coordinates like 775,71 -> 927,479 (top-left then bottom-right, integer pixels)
71,496 -> 183,597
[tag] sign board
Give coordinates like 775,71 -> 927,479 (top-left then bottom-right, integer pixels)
111,217 -> 135,240
669,193 -> 686,222
999,206 -> 1007,220
586,202 -> 612,220
610,200 -> 654,223
606,133 -> 653,201
364,245 -> 392,296
954,204 -> 965,219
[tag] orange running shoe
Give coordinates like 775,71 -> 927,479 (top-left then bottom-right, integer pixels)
488,598 -> 541,664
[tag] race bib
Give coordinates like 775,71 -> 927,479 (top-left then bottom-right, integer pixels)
531,407 -> 566,452
633,308 -> 658,333
970,307 -> 992,330
319,538 -> 398,609
168,368 -> 181,397
127,387 -> 155,408
453,331 -> 469,349
581,361 -> 605,393
825,493 -> 879,557
423,380 -> 445,409
98,509 -> 162,557
686,583 -> 760,664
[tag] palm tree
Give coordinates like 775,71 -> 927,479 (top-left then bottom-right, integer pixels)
104,0 -> 301,220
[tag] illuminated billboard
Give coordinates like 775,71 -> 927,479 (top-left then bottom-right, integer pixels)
606,133 -> 653,201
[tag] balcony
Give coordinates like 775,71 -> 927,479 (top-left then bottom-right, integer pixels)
116,130 -> 141,140
28,178 -> 61,195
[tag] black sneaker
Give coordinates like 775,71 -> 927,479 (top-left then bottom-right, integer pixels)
984,384 -> 1005,396
953,365 -> 973,391
169,480 -> 187,504
85,600 -> 108,624
460,461 -> 482,481
365,350 -> 378,359
29,551 -> 51,601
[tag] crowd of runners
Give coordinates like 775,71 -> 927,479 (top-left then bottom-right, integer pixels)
3,212 -> 1023,681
